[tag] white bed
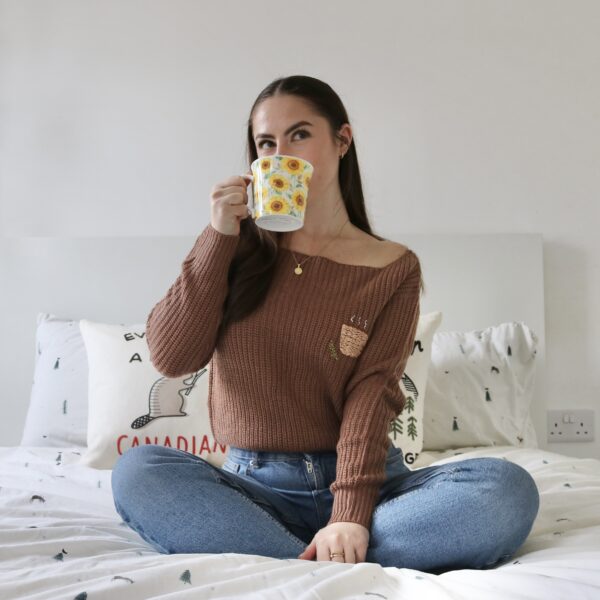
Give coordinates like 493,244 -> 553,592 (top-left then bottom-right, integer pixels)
1,231 -> 600,599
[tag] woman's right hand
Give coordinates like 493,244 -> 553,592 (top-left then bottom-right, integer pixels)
210,172 -> 254,236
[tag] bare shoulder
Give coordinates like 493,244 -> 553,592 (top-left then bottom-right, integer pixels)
368,240 -> 411,268
344,230 -> 412,268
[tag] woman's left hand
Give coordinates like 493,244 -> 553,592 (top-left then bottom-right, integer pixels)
297,521 -> 370,563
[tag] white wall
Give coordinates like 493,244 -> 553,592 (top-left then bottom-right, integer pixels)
1,0 -> 599,457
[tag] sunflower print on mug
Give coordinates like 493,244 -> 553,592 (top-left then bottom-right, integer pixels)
251,155 -> 312,219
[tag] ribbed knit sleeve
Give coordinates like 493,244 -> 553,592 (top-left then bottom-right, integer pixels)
327,256 -> 422,530
145,223 -> 240,378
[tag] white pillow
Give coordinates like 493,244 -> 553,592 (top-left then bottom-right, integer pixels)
389,311 -> 443,466
78,319 -> 226,470
423,321 -> 539,450
20,313 -> 88,448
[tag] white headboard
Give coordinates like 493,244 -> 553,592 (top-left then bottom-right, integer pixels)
0,232 -> 545,446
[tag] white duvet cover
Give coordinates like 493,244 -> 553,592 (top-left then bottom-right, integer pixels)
0,444 -> 599,599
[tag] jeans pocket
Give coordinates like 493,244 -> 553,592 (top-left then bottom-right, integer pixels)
247,459 -> 305,490
223,457 -> 257,476
218,461 -> 308,532
222,459 -> 241,474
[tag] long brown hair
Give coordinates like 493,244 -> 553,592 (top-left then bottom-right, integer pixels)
216,75 -> 423,342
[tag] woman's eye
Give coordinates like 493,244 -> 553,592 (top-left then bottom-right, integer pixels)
258,129 -> 309,149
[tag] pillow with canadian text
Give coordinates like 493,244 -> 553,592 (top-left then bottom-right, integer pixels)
78,319 -> 226,470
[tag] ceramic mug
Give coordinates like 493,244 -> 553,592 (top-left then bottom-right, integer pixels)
249,154 -> 314,231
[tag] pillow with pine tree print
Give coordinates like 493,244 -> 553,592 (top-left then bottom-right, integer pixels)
389,311 -> 443,466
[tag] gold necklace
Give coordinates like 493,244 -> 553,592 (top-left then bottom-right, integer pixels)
289,216 -> 349,275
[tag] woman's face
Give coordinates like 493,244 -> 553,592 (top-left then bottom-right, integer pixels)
251,94 -> 351,198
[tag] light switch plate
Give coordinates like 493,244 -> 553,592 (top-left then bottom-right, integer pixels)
547,409 -> 595,443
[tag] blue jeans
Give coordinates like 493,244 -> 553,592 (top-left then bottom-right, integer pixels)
111,443 -> 540,573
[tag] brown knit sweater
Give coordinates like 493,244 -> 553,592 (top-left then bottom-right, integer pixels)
146,223 -> 422,530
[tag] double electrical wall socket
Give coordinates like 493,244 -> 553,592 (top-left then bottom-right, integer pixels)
547,409 -> 595,443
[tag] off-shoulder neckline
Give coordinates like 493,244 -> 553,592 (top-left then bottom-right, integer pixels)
278,246 -> 416,271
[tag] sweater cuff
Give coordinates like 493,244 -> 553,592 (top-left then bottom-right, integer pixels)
327,484 -> 380,530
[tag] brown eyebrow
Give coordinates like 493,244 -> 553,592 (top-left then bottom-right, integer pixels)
255,121 -> 313,140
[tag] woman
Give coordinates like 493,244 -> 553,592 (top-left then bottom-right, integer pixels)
111,75 -> 539,573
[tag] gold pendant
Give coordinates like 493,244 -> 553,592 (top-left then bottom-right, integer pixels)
294,265 -> 303,275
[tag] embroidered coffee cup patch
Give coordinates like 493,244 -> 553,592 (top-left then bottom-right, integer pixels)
339,324 -> 369,358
